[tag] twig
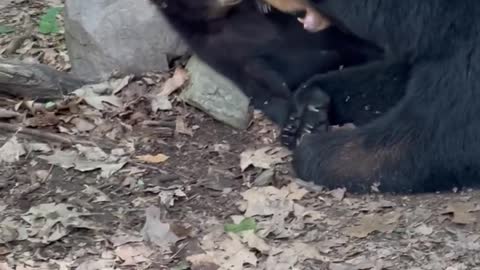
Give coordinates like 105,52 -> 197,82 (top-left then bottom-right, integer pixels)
142,120 -> 176,128
41,164 -> 54,182
0,122 -> 96,146
169,241 -> 189,260
129,161 -> 169,174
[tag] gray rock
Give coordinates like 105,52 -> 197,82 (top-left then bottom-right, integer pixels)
64,0 -> 188,81
181,56 -> 252,130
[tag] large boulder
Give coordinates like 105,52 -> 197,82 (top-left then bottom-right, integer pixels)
64,0 -> 188,81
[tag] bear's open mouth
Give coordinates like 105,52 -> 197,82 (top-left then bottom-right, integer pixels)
296,8 -> 330,32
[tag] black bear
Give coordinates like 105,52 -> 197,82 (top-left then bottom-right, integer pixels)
152,0 -> 393,133
152,0 -> 433,193
287,0 -> 480,193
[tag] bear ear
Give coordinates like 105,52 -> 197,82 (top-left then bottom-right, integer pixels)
255,0 -> 272,13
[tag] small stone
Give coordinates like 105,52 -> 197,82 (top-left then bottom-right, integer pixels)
181,56 -> 252,130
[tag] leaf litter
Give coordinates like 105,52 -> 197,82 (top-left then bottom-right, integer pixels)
2,1 -> 480,269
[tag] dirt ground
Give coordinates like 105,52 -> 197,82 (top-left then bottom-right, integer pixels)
1,1 -> 480,270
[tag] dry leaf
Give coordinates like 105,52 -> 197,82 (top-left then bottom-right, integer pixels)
24,113 -> 59,127
285,182 -> 309,201
39,150 -> 126,178
159,67 -> 188,96
241,230 -> 271,254
73,78 -> 125,110
0,136 -> 26,163
21,203 -> 97,244
414,223 -> 433,235
265,242 -> 330,270
150,95 -> 172,112
76,259 -> 115,270
82,185 -> 111,202
241,186 -> 294,217
344,211 -> 401,238
442,203 -> 478,225
240,146 -> 291,171
71,117 -> 96,132
175,117 -> 193,136
115,243 -> 153,266
241,183 -> 309,217
110,230 -> 143,247
141,206 -> 180,252
187,232 -> 258,270
75,145 -> 109,161
135,153 -> 169,163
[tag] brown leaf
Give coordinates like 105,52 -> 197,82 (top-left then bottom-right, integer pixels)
344,211 -> 401,238
150,95 -> 172,112
115,243 -> 153,266
187,232 -> 258,270
135,153 -> 169,163
23,113 -> 59,127
240,146 -> 291,171
175,117 -> 193,136
442,202 -> 478,225
71,117 -> 96,132
159,67 -> 189,96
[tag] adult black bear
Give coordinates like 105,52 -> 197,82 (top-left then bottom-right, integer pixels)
288,0 -> 480,193
151,0 -> 395,137
153,0 -> 434,193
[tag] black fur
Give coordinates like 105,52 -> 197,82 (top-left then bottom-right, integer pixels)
152,0 -> 387,128
152,0 -> 459,193
291,0 -> 480,193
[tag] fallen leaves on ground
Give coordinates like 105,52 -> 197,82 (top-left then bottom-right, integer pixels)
157,67 -> 189,96
0,136 -> 26,163
442,202 -> 479,225
20,203 -> 97,244
1,2 -> 480,269
187,229 -> 259,270
72,76 -> 131,111
240,146 -> 290,171
38,147 -> 127,178
141,206 -> 182,253
343,211 -> 402,238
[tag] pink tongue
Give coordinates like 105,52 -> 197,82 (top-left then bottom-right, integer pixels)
297,13 -> 324,32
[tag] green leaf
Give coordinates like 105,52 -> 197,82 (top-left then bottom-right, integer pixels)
0,25 -> 15,34
38,7 -> 63,34
224,217 -> 256,234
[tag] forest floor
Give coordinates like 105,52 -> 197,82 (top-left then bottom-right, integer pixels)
0,1 -> 480,270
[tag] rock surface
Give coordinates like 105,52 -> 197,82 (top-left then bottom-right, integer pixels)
64,0 -> 188,81
181,56 -> 252,130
